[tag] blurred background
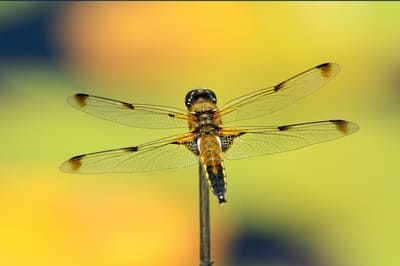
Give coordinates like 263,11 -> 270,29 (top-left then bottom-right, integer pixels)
0,2 -> 399,266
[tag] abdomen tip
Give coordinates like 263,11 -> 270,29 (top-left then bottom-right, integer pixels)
218,194 -> 227,204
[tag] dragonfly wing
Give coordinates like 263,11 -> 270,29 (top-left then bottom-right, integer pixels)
221,120 -> 359,160
60,133 -> 198,173
218,63 -> 340,124
68,93 -> 189,128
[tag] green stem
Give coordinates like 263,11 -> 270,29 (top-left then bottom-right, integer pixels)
199,163 -> 213,266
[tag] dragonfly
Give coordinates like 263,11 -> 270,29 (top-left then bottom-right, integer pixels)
60,62 -> 359,204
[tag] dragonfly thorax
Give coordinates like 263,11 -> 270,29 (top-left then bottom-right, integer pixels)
189,108 -> 221,134
187,89 -> 222,132
196,124 -> 220,136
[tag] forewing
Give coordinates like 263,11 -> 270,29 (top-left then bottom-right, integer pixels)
60,133 -> 198,173
218,63 -> 340,123
68,93 -> 189,128
221,120 -> 359,160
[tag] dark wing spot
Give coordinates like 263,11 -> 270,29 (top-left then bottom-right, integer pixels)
278,125 -> 292,131
330,119 -> 350,134
122,102 -> 134,110
316,62 -> 333,78
168,113 -> 175,118
274,81 -> 285,92
69,154 -> 85,171
74,93 -> 89,108
124,146 -> 138,152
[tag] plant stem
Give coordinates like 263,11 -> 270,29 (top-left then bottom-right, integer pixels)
199,163 -> 213,266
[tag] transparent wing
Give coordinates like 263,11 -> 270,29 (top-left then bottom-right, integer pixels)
218,63 -> 341,124
221,120 -> 359,160
60,133 -> 198,173
68,93 -> 189,128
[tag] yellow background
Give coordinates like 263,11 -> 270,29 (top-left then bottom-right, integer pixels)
1,2 -> 399,266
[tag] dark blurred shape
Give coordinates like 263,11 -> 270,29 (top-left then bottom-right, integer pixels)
0,4 -> 61,61
228,227 -> 322,266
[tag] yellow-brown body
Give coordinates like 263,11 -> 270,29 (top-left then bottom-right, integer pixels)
186,89 -> 227,203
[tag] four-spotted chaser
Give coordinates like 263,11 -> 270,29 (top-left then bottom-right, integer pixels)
60,63 -> 359,204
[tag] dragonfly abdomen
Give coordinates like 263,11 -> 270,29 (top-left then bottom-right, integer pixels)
198,135 -> 227,204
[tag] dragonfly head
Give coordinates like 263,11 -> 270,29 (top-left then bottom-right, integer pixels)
185,88 -> 217,108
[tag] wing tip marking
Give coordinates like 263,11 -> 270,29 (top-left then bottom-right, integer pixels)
316,62 -> 339,78
73,93 -> 89,108
62,154 -> 85,172
330,119 -> 359,135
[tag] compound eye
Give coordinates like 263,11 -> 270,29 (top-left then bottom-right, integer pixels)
210,93 -> 217,104
185,90 -> 197,108
205,89 -> 217,104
